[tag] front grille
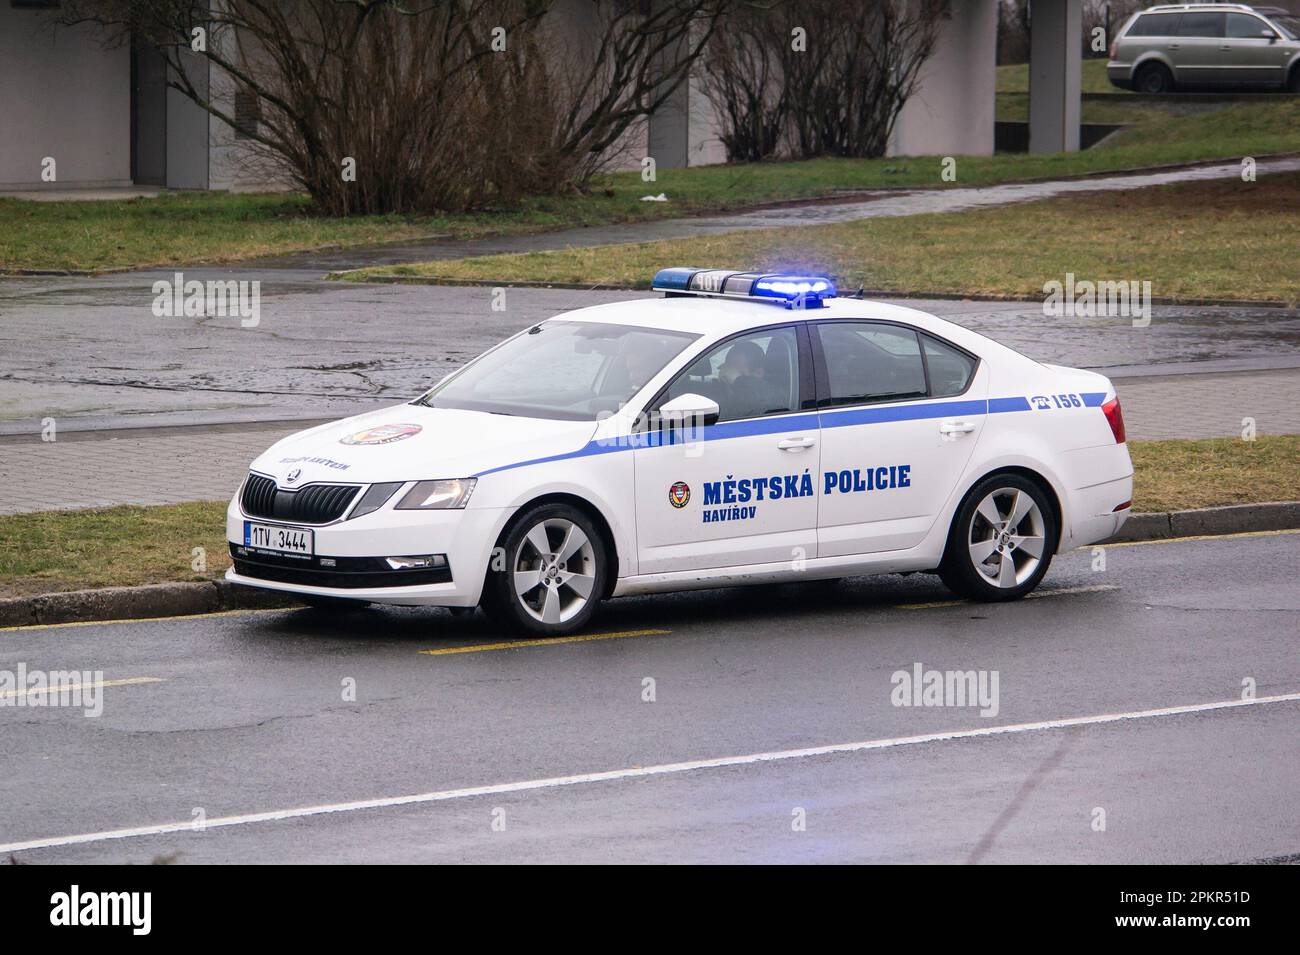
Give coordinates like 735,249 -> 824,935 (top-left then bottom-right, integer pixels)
240,473 -> 360,524
230,545 -> 452,589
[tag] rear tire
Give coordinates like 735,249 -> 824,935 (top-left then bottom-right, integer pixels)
482,502 -> 608,636
938,473 -> 1058,602
1135,63 -> 1174,94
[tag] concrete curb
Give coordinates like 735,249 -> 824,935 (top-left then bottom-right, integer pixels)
0,579 -> 300,629
1103,501 -> 1300,544
2,502 -> 1296,629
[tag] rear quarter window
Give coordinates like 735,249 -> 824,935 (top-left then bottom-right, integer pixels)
922,335 -> 977,398
1126,12 -> 1182,36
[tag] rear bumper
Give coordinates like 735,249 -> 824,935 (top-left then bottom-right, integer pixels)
1107,64 -> 1133,89
1058,440 -> 1134,549
1064,473 -> 1133,549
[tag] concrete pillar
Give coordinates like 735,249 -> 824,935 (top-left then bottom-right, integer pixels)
1028,0 -> 1082,154
889,0 -> 998,157
166,50 -> 211,189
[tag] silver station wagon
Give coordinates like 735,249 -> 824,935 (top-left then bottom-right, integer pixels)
1108,3 -> 1300,92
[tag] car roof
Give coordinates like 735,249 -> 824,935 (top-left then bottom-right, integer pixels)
1142,3 -> 1275,12
552,294 -> 957,338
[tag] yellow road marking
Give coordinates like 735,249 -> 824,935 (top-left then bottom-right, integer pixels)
1096,527 -> 1300,549
898,583 -> 1118,611
0,607 -> 291,634
0,676 -> 163,701
420,628 -> 671,656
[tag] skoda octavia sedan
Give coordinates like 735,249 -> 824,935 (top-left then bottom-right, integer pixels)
226,268 -> 1133,635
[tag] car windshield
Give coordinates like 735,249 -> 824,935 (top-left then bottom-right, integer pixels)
416,320 -> 699,421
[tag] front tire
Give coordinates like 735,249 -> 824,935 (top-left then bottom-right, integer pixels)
938,474 -> 1058,602
482,503 -> 608,636
1135,62 -> 1174,94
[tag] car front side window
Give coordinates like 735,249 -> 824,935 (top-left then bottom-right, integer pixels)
658,326 -> 801,423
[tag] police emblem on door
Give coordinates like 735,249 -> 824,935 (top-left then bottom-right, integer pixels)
669,481 -> 690,508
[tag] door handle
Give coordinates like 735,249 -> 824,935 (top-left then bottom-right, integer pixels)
777,436 -> 816,450
939,420 -> 977,436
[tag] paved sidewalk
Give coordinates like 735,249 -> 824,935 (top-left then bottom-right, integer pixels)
2,368 -> 1294,515
244,157 -> 1300,273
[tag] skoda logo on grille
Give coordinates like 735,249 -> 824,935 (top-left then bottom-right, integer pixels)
286,468 -> 301,484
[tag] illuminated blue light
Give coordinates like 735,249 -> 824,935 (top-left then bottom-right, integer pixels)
649,268 -> 837,308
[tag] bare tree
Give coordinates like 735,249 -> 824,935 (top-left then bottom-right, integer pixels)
701,0 -> 948,162
697,2 -> 789,162
59,0 -> 729,214
785,0 -> 949,160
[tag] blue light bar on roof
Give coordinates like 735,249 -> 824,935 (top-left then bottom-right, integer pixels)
650,268 -> 837,309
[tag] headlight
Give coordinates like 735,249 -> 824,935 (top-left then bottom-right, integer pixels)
395,478 -> 477,510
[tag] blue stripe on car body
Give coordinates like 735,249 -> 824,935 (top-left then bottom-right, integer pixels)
472,393 -> 1110,477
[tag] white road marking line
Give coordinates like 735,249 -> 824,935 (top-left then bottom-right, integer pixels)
2,690 -> 1296,855
0,676 -> 162,702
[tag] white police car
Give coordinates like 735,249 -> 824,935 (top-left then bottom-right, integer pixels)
226,269 -> 1133,635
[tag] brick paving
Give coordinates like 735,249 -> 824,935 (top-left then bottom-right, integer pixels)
2,369 -> 1294,516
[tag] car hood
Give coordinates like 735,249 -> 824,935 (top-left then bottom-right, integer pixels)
249,404 -> 598,488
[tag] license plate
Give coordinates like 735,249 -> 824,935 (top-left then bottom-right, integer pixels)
244,522 -> 314,556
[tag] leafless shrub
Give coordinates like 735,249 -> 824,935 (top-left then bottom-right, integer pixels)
698,2 -> 789,162
701,0 -> 947,162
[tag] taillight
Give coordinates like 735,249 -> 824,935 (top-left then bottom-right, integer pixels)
1101,397 -> 1126,444
1109,40 -> 1117,60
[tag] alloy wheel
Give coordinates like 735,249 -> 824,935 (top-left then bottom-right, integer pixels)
966,487 -> 1047,589
511,517 -> 598,625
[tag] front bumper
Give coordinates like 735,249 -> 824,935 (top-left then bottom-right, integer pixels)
225,495 -> 512,607
1106,63 -> 1133,89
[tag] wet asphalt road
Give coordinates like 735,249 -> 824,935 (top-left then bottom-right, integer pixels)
2,531 -> 1296,864
2,277 -> 1297,433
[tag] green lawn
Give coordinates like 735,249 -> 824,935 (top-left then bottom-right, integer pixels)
996,59 -> 1119,95
1,435 -> 1294,598
4,92 -> 1296,273
344,171 -> 1300,306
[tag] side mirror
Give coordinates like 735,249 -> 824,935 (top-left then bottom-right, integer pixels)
658,392 -> 720,428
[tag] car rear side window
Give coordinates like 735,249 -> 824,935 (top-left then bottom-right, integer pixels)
922,334 -> 977,398
1176,12 -> 1223,37
1127,12 -> 1181,36
1226,13 -> 1274,38
816,323 -> 928,407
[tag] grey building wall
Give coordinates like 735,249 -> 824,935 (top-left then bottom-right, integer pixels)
0,7 -> 131,189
